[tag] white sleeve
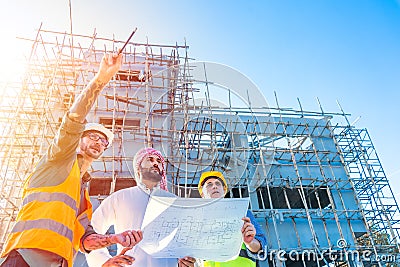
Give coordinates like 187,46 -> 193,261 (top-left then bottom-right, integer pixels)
85,194 -> 117,266
86,247 -> 112,267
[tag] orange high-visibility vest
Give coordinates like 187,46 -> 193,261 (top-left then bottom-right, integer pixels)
1,159 -> 92,267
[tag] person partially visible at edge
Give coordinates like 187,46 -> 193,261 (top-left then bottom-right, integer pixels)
198,171 -> 267,267
86,147 -> 196,267
0,52 -> 143,267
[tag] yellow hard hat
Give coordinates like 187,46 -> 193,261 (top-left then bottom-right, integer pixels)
198,171 -> 228,195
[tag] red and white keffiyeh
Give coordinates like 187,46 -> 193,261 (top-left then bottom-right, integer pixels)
133,147 -> 168,191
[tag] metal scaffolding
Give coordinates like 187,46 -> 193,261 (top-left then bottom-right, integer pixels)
0,27 -> 399,267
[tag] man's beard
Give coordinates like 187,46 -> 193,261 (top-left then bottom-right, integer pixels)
81,144 -> 102,159
140,167 -> 163,183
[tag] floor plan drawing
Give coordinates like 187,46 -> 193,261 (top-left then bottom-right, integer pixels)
139,196 -> 250,261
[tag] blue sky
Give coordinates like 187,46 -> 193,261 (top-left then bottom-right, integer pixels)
1,0 -> 399,195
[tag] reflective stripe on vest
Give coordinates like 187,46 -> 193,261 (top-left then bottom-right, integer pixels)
22,192 -> 78,213
79,213 -> 90,231
11,219 -> 74,242
203,243 -> 256,267
1,159 -> 92,267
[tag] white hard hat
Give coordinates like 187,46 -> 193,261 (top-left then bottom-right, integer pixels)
83,123 -> 114,148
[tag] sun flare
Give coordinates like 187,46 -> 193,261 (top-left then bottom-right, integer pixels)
0,32 -> 28,96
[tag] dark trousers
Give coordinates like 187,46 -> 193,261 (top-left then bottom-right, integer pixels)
0,250 -> 29,267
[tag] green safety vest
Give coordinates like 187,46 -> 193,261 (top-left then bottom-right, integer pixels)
203,243 -> 256,267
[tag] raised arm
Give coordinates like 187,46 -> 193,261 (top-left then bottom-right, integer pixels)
41,52 -> 122,170
69,52 -> 122,123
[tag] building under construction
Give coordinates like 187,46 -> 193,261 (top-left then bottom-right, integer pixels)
0,27 -> 399,267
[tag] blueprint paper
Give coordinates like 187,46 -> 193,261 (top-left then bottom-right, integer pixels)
139,196 -> 250,261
